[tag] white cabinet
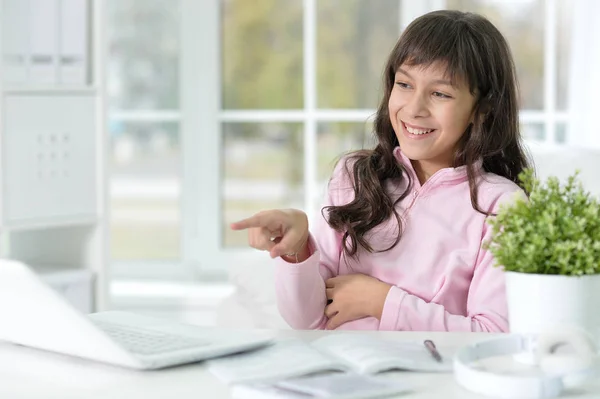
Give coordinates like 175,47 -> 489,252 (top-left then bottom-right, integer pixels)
3,94 -> 97,223
0,0 -> 107,312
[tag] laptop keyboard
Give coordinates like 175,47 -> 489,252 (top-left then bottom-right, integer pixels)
93,320 -> 210,356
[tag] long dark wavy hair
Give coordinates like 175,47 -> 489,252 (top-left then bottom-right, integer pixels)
324,10 -> 531,258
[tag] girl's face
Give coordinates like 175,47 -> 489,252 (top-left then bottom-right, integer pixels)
388,62 -> 477,180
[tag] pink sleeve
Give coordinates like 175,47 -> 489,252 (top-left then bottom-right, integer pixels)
379,191 -> 521,332
274,165 -> 352,330
273,233 -> 334,330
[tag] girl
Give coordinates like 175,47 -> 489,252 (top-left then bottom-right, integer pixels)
231,10 -> 530,332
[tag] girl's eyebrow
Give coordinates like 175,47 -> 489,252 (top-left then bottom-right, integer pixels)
396,68 -> 454,87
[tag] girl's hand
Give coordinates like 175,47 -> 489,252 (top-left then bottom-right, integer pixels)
324,274 -> 392,330
230,209 -> 309,260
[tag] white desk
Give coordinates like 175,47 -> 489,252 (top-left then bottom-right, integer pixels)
1,330 -> 599,399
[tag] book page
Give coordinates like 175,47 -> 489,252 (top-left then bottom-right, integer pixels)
311,334 -> 453,374
276,372 -> 413,398
207,338 -> 348,384
232,373 -> 412,399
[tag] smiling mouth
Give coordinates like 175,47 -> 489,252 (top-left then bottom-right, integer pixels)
402,122 -> 437,136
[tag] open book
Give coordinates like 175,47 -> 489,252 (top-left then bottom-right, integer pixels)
207,333 -> 453,385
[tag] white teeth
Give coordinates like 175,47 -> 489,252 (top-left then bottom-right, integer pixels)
406,125 -> 433,135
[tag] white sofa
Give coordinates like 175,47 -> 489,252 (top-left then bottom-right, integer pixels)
527,144 -> 600,196
216,145 -> 600,329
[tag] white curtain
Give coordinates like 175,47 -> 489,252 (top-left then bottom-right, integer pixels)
567,0 -> 600,149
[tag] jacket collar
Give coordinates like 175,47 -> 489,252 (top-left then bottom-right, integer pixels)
392,146 -> 483,189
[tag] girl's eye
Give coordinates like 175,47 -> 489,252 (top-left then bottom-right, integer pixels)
395,81 -> 411,89
433,91 -> 452,99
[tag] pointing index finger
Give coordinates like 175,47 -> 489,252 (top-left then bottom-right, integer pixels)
230,214 -> 266,230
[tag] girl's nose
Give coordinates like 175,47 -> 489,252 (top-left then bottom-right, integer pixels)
404,93 -> 430,118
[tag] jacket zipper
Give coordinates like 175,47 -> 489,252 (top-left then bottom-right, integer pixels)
403,172 -> 445,215
406,189 -> 419,211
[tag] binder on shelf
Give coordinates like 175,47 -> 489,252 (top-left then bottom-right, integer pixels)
28,0 -> 59,84
58,0 -> 88,85
1,0 -> 29,84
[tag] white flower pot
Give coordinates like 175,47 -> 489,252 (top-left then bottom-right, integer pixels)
505,271 -> 600,363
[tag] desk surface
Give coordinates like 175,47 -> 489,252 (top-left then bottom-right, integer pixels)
1,329 -> 599,399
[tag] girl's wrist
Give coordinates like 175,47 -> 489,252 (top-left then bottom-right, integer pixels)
371,282 -> 392,320
280,236 -> 311,263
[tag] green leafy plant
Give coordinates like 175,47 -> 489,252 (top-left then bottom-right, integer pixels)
485,168 -> 600,275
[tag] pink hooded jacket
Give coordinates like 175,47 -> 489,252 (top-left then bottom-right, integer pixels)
274,147 -> 523,332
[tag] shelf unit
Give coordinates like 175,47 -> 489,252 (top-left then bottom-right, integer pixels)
0,0 -> 108,312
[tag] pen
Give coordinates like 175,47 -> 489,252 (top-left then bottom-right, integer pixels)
424,339 -> 443,363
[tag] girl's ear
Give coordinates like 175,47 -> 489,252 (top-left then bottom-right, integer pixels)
478,93 -> 493,117
479,102 -> 491,116
468,107 -> 481,125
468,91 -> 491,125
469,100 -> 490,125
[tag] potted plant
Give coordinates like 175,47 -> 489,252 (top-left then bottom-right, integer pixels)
485,168 -> 600,342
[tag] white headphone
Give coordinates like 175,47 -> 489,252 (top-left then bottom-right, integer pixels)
453,326 -> 599,398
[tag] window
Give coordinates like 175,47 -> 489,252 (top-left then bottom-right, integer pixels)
107,0 -> 573,278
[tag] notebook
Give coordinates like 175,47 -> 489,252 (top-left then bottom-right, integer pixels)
207,333 -> 453,385
0,259 -> 274,370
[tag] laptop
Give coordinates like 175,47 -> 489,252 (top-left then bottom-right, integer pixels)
0,259 -> 274,370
